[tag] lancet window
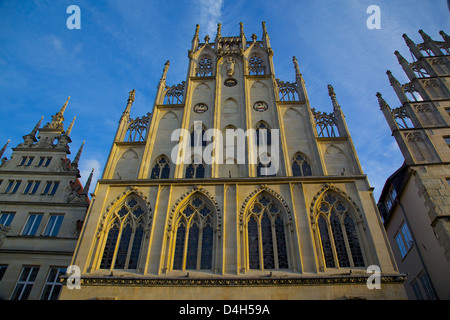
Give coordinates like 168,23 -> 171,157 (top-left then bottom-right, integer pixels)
316,192 -> 365,269
255,121 -> 271,146
150,155 -> 170,179
100,196 -> 148,270
172,195 -> 216,271
292,152 -> 312,177
246,194 -> 289,270
185,156 -> 205,179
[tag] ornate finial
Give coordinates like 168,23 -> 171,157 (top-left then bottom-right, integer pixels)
217,23 -> 222,37
394,50 -> 407,63
293,56 -> 302,77
439,30 -> 450,43
239,22 -> 244,36
204,35 -> 210,43
45,97 -> 70,130
328,84 -> 340,111
66,116 -> 76,136
251,33 -> 257,42
418,29 -> 431,42
327,84 -> 336,97
376,92 -> 390,110
194,24 -> 199,37
128,89 -> 135,104
262,21 -> 267,34
160,61 -> 170,82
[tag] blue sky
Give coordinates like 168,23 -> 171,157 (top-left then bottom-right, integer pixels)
0,0 -> 449,199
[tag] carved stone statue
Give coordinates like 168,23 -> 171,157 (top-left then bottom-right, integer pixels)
226,57 -> 235,77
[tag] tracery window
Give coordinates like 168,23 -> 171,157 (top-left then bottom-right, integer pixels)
173,195 -> 215,270
164,81 -> 185,105
276,79 -> 298,101
316,192 -> 365,269
312,109 -> 339,138
248,56 -> 266,75
246,194 -> 289,270
150,155 -> 170,179
292,152 -> 312,177
196,57 -> 213,77
125,113 -> 151,142
100,196 -> 147,270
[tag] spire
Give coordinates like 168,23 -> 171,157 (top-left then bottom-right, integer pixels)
386,70 -> 409,104
262,21 -> 271,49
120,89 -> 136,122
81,168 -> 94,196
72,140 -> 85,168
45,96 -> 70,130
293,56 -> 309,102
439,30 -> 450,44
160,61 -> 170,83
0,139 -> 10,159
394,51 -> 416,81
293,56 -> 301,80
402,33 -> 424,60
191,24 -> 200,51
376,92 -> 390,110
66,116 -> 76,136
419,29 -> 444,56
21,116 -> 43,146
327,84 -> 341,111
239,22 -> 246,49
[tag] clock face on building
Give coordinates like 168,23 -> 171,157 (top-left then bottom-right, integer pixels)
224,78 -> 237,87
193,103 -> 208,114
253,101 -> 268,112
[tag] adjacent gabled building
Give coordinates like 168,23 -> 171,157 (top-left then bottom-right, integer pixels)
0,98 -> 92,300
377,30 -> 450,299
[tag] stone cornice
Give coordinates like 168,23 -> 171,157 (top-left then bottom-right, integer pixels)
61,274 -> 406,287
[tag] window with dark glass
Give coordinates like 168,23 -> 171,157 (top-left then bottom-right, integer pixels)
292,152 -> 312,176
40,267 -> 66,300
172,195 -> 215,271
151,156 -> 170,179
11,266 -> 40,300
100,197 -> 146,270
246,194 -> 288,270
316,192 -> 365,268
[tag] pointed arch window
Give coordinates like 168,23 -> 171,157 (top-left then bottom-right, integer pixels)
292,152 -> 312,176
150,155 -> 170,179
316,192 -> 365,269
246,194 -> 289,270
100,196 -> 147,270
257,154 -> 276,177
172,195 -> 215,271
185,156 -> 205,179
255,121 -> 271,146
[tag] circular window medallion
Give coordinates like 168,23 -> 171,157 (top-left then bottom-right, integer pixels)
224,78 -> 237,87
253,101 -> 268,112
193,103 -> 208,114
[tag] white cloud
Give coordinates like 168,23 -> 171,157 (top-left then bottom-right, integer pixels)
198,0 -> 223,37
79,158 -> 102,193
